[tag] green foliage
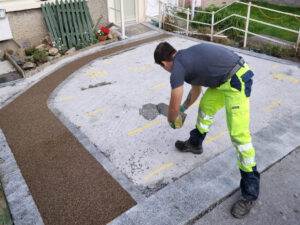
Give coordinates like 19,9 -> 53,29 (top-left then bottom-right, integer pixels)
180,1 -> 300,42
75,41 -> 90,50
33,50 -> 47,63
25,47 -> 36,56
52,39 -> 68,54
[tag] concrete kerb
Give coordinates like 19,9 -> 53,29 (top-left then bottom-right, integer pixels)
0,29 -> 163,109
0,24 -> 299,224
0,30 -> 166,225
142,22 -> 300,67
1,24 -> 298,109
0,129 -> 44,225
108,109 -> 300,225
48,80 -> 146,203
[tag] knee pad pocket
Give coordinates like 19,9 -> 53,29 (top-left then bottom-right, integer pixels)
241,70 -> 254,97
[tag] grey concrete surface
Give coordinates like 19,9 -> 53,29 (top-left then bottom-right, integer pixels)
193,147 -> 300,225
52,35 -> 300,192
108,109 -> 300,225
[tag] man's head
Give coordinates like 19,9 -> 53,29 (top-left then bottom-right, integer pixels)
154,42 -> 176,72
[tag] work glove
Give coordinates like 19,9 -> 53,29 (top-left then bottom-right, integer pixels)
180,105 -> 186,113
169,114 -> 184,129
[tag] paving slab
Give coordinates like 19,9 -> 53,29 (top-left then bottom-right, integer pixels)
193,147 -> 300,225
109,109 -> 300,225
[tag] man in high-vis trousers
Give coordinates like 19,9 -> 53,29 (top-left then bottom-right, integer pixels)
154,42 -> 260,218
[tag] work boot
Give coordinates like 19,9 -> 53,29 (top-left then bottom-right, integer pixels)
231,197 -> 256,218
175,140 -> 203,154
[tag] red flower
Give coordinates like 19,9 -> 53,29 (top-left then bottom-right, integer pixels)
104,28 -> 110,34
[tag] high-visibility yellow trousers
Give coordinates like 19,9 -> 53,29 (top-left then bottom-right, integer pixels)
196,63 -> 256,173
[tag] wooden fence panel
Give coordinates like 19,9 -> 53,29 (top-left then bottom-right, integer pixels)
42,0 -> 95,50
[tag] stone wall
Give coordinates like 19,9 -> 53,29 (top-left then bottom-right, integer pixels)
255,0 -> 300,7
0,0 -> 108,57
202,0 -> 236,8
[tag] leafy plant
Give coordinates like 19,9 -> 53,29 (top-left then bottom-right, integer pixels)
25,47 -> 36,56
33,50 -> 47,63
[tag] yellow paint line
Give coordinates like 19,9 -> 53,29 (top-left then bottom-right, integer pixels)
152,83 -> 166,89
140,65 -> 152,71
103,60 -> 110,64
144,162 -> 174,180
84,106 -> 110,118
58,96 -> 73,102
88,70 -> 107,78
128,120 -> 163,136
273,73 -> 298,84
264,100 -> 282,111
205,130 -> 228,144
190,101 -> 200,108
128,67 -> 137,71
271,65 -> 279,70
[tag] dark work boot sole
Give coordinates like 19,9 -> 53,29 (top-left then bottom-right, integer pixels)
175,140 -> 203,154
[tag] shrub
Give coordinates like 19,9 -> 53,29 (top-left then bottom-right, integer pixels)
25,47 -> 36,56
33,50 -> 47,63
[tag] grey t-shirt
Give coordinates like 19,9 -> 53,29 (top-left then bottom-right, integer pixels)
170,43 -> 240,89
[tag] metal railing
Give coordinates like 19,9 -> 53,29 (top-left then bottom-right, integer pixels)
109,0 -> 126,39
159,0 -> 300,51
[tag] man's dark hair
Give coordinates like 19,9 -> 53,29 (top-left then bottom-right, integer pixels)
154,42 -> 176,66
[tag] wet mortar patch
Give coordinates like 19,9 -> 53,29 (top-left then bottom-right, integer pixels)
81,82 -> 113,91
139,103 -> 159,120
139,103 -> 186,121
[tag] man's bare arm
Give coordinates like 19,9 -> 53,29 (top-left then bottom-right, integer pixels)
168,86 -> 183,122
182,85 -> 202,109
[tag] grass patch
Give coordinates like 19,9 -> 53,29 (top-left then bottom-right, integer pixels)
182,1 -> 300,42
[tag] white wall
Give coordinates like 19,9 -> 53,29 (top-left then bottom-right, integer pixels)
146,0 -> 179,17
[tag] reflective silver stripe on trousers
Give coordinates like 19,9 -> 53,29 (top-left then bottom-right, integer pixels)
237,154 -> 256,166
197,117 -> 210,130
199,110 -> 214,121
237,143 -> 253,152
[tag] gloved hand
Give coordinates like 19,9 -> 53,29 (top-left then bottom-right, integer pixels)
169,114 -> 184,129
180,105 -> 186,113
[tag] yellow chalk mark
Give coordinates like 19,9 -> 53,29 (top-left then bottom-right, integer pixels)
128,67 -> 137,71
84,106 -> 110,118
190,101 -> 200,108
131,27 -> 142,32
152,83 -> 166,89
103,60 -> 110,64
128,120 -> 163,136
205,130 -> 228,144
271,65 -> 279,70
58,96 -> 73,102
273,73 -> 298,84
144,162 -> 174,180
264,100 -> 282,111
88,70 -> 107,78
140,65 -> 152,71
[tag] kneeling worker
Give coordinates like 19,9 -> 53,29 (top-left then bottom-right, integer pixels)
154,42 -> 260,218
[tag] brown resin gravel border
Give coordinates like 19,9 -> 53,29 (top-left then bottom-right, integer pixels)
0,34 -> 170,225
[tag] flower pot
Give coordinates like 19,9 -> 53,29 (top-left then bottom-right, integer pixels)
97,35 -> 108,42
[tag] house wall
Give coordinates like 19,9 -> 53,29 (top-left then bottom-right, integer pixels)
0,0 -> 109,57
178,0 -> 235,8
256,0 -> 300,7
